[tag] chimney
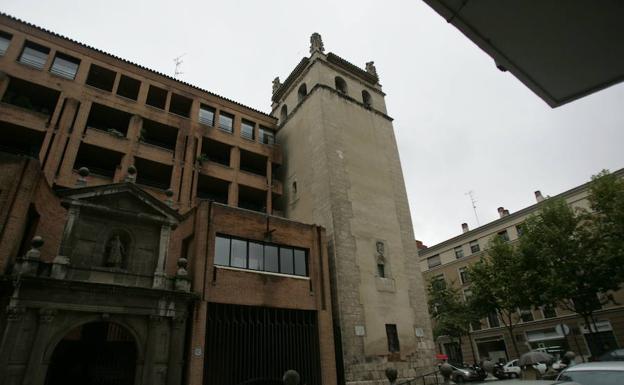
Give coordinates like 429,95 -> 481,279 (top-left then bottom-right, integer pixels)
498,207 -> 505,218
461,223 -> 469,233
503,209 -> 510,216
535,190 -> 544,202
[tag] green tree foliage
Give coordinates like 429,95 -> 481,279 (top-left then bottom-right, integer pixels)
427,277 -> 478,363
467,236 -> 533,357
519,170 -> 624,356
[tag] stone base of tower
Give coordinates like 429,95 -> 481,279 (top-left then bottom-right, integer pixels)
344,353 -> 436,385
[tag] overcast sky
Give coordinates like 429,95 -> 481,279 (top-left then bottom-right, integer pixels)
5,1 -> 624,245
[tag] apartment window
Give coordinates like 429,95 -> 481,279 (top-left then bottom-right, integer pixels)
50,52 -> 80,79
199,104 -> 215,126
219,112 -> 234,133
469,240 -> 480,254
519,307 -> 534,323
427,254 -> 441,269
431,274 -> 446,290
0,31 -> 12,55
487,312 -> 500,328
542,305 -> 557,319
241,120 -> 255,140
19,41 -> 50,69
214,235 -> 308,276
169,93 -> 192,117
459,267 -> 470,285
259,126 -> 275,145
86,64 -> 116,92
516,224 -> 525,237
116,75 -> 141,100
498,229 -> 509,242
454,246 -> 464,259
385,324 -> 400,353
146,85 -> 167,109
463,288 -> 472,301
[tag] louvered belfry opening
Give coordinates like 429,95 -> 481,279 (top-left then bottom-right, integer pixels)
204,303 -> 322,385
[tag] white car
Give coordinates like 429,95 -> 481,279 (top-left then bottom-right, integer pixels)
557,361 -> 624,385
503,359 -> 547,378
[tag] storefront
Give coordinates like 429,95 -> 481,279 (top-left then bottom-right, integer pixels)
475,336 -> 508,363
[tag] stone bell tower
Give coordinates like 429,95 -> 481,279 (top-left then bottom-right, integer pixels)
271,34 -> 434,383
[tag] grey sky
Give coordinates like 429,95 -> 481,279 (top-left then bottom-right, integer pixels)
5,0 -> 623,245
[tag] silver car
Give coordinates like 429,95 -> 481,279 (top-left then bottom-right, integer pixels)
556,361 -> 624,385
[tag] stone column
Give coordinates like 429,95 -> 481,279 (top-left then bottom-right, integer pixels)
23,308 -> 58,385
153,224 -> 171,289
167,316 -> 187,385
0,306 -> 26,380
143,315 -> 165,385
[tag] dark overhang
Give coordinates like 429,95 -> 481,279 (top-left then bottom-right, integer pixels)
422,0 -> 624,107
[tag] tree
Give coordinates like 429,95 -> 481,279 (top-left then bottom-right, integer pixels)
427,277 -> 478,364
467,236 -> 535,358
518,171 -> 624,357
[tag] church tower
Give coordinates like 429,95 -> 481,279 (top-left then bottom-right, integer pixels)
271,34 -> 434,383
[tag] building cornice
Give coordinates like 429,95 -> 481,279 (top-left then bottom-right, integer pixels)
419,168 -> 624,257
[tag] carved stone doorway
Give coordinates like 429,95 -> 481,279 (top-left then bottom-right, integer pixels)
45,322 -> 137,385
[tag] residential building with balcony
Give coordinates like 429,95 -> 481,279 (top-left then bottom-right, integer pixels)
419,169 -> 624,364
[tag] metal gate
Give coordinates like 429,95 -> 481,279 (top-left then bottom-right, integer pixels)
204,303 -> 322,385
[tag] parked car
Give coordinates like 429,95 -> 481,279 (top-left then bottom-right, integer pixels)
503,359 -> 547,378
598,348 -> 624,361
448,364 -> 482,383
556,361 -> 624,385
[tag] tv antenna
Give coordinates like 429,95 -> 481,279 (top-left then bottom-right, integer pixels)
465,190 -> 480,226
173,54 -> 186,78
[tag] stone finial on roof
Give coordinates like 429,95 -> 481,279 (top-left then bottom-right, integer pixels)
310,32 -> 325,54
366,61 -> 378,79
272,77 -> 282,94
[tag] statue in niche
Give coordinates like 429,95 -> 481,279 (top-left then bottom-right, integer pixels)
376,241 -> 385,258
366,61 -> 378,79
106,234 -> 126,268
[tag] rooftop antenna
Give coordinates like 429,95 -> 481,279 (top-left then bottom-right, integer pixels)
465,190 -> 480,226
173,54 -> 186,78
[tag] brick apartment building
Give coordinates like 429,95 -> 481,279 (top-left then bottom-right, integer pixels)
0,12 -> 434,385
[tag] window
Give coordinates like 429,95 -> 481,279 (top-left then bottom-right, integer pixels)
213,234 -> 308,276
471,320 -> 482,331
86,64 -> 116,91
487,312 -> 500,328
259,126 -> 275,145
169,93 -> 192,117
280,105 -> 288,122
297,83 -> 307,102
50,52 -> 80,79
385,324 -> 400,352
463,288 -> 472,301
542,305 -> 557,319
377,263 -> 385,278
497,230 -> 509,242
116,75 -> 141,100
146,85 -> 167,109
241,120 -> 255,140
516,224 -> 525,237
362,90 -> 371,107
219,112 -> 234,133
454,246 -> 464,259
335,76 -> 347,94
431,274 -> 446,290
519,307 -> 534,322
199,104 -> 215,126
469,240 -> 480,254
427,254 -> 441,269
0,31 -> 13,56
19,41 -> 50,69
459,267 -> 470,284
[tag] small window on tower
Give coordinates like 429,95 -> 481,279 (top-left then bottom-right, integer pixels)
298,83 -> 307,102
280,104 -> 288,122
362,90 -> 372,108
377,263 -> 385,278
385,324 -> 400,352
335,76 -> 347,94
